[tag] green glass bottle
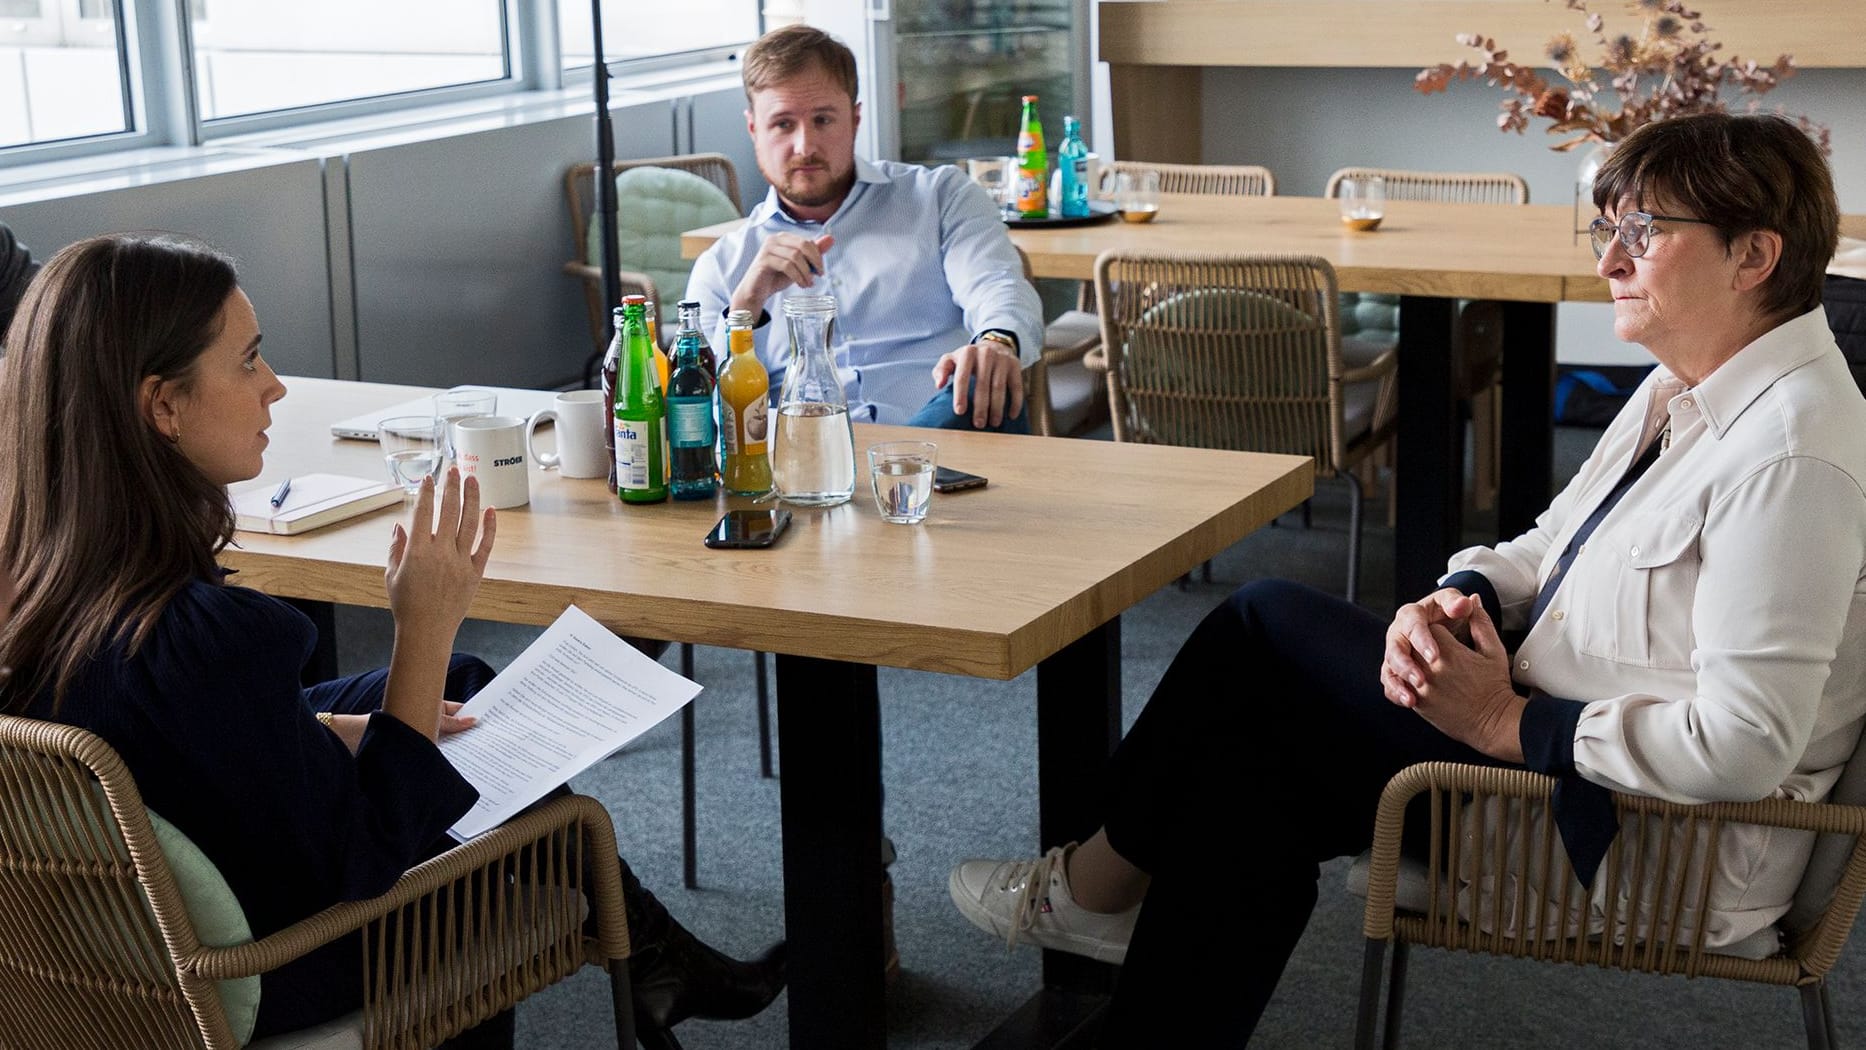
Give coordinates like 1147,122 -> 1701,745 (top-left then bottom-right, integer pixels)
614,298 -> 667,504
667,300 -> 718,500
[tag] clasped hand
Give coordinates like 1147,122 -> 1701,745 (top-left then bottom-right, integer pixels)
1381,588 -> 1524,763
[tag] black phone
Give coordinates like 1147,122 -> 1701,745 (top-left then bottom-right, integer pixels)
704,508 -> 793,549
933,466 -> 988,493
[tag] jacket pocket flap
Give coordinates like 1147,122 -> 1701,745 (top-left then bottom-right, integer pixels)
1614,513 -> 1703,569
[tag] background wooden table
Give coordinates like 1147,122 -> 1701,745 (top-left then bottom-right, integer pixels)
228,377 -> 1313,1048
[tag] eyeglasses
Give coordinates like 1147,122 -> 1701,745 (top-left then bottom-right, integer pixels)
1588,211 -> 1720,260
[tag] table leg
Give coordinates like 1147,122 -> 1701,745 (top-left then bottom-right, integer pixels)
1393,296 -> 1460,606
974,618 -> 1123,1049
1036,617 -> 1122,993
775,654 -> 885,1050
1497,301 -> 1557,539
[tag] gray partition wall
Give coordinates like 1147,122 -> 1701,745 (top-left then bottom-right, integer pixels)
1,159 -> 336,379
2,75 -> 760,392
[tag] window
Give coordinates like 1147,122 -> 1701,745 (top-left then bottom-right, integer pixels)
1,0 -> 763,165
560,0 -> 759,67
191,0 -> 507,121
0,0 -> 129,149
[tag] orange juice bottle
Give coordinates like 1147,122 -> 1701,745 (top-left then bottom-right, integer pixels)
718,308 -> 773,496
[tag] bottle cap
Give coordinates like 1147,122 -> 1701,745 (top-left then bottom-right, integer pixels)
1022,94 -> 1038,104
678,299 -> 699,309
621,293 -> 648,305
726,309 -> 756,328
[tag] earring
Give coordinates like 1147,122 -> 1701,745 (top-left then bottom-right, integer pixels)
169,423 -> 182,444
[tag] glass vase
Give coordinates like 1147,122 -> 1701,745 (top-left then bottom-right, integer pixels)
1573,140 -> 1615,243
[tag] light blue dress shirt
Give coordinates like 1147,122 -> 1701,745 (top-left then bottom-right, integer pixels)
684,157 -> 1044,425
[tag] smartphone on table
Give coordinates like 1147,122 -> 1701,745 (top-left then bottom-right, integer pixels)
704,508 -> 793,549
932,466 -> 988,493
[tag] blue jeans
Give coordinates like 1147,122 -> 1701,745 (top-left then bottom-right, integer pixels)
903,374 -> 1030,434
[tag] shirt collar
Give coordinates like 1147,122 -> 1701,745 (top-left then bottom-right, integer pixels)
1680,308 -> 1837,438
748,156 -> 890,229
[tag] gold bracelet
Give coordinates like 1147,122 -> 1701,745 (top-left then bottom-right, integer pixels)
316,711 -> 334,730
976,330 -> 1017,353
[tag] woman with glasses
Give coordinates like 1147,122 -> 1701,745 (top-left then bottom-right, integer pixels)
949,112 -> 1866,1045
0,234 -> 785,1049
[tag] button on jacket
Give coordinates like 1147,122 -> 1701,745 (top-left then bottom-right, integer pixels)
1445,307 -> 1866,947
685,157 -> 1044,424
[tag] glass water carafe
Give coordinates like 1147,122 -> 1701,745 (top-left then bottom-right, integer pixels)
771,295 -> 856,507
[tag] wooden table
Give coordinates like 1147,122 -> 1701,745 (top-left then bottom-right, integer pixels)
684,194 -> 1607,604
226,377 -> 1313,1049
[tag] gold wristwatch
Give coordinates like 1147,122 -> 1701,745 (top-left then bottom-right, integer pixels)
976,330 -> 1017,353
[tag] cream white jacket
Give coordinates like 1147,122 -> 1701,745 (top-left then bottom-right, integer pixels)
1445,308 -> 1866,947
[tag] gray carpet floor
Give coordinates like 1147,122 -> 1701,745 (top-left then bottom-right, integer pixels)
334,423 -> 1866,1048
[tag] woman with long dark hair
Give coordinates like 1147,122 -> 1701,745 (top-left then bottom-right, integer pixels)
0,233 -> 783,1047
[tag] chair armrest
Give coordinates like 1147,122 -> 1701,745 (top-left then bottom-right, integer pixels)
1082,346 -> 1109,373
1362,761 -> 1866,979
1339,344 -> 1397,387
184,794 -> 628,981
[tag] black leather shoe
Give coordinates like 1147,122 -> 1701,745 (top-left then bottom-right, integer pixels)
619,858 -> 786,1033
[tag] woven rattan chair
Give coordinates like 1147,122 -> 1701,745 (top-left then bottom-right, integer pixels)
1324,167 -> 1527,514
1352,760 -> 1866,1049
1109,159 -> 1278,197
1015,246 -> 1106,437
1092,250 -> 1395,602
0,714 -> 635,1050
1038,162 -> 1277,438
562,153 -> 743,364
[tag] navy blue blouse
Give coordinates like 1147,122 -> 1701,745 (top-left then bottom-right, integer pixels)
29,578 -> 479,1034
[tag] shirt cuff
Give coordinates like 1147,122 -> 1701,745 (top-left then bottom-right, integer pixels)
355,711 -> 480,837
1518,689 -> 1587,777
1440,569 -> 1501,626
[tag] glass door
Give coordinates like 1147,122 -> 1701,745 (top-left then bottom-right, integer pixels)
892,0 -> 1078,167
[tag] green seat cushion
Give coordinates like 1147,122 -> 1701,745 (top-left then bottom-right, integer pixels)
586,166 -> 740,325
144,807 -> 260,1044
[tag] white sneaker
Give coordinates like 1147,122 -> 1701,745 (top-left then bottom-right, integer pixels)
948,843 -> 1137,964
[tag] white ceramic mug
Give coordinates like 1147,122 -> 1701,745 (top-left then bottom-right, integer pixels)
526,390 -> 608,479
451,415 -> 531,509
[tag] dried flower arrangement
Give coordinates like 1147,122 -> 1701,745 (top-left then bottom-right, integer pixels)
1414,0 -> 1831,154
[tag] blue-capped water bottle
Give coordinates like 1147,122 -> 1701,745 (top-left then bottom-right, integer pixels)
1057,116 -> 1089,219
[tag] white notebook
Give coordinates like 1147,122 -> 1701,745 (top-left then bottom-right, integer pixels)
232,473 -> 403,535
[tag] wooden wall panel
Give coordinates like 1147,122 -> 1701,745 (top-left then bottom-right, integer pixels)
1100,1 -> 1866,70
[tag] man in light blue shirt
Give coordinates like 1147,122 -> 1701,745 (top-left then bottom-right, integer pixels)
684,24 -> 1043,431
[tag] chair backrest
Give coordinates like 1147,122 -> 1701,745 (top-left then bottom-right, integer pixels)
0,714 -> 244,1050
1108,160 -> 1276,197
564,153 -> 742,260
563,153 -> 746,326
1782,718 -> 1866,962
1323,166 -> 1528,205
1092,250 -> 1350,472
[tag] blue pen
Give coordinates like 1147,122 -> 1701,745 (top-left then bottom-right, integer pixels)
269,477 -> 292,509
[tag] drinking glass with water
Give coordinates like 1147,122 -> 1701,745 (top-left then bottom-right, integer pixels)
379,415 -> 445,494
